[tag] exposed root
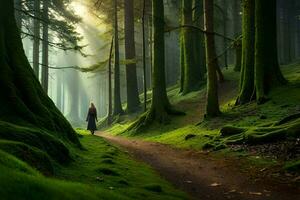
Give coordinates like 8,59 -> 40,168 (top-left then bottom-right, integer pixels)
219,114 -> 300,145
126,106 -> 185,134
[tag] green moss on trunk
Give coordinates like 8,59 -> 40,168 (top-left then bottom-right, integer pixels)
124,0 -> 140,113
204,0 -> 221,117
180,0 -> 205,95
254,0 -> 286,104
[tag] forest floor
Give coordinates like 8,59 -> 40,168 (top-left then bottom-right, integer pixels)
98,63 -> 300,199
97,132 -> 300,200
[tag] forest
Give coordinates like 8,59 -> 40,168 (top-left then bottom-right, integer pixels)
0,0 -> 300,199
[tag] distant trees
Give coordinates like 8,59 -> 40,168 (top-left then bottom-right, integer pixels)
0,0 -> 79,144
15,0 -> 82,93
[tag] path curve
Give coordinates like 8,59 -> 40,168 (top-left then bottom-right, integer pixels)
97,132 -> 300,200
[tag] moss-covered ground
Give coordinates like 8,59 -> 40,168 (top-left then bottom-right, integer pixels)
106,62 -> 300,175
0,129 -> 187,199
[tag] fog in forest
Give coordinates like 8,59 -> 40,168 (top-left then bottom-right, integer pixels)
21,0 -> 300,127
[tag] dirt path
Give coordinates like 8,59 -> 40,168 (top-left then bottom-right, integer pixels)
97,132 -> 300,200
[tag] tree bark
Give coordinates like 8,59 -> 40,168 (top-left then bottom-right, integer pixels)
124,0 -> 140,113
41,0 -> 49,93
180,0 -> 204,95
0,0 -> 79,145
142,0 -> 147,112
254,0 -> 286,104
113,0 -> 124,116
14,0 -> 22,29
222,0 -> 228,69
108,37 -> 114,125
33,0 -> 41,78
236,0 -> 255,104
127,0 -> 184,132
204,0 -> 220,117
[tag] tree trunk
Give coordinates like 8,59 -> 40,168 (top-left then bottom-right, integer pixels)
142,0 -> 147,112
108,37 -> 114,125
204,0 -> 220,117
233,0 -> 242,72
233,40 -> 242,72
124,0 -> 140,113
14,0 -> 22,29
33,0 -> 41,78
236,0 -> 255,104
41,0 -> 49,93
127,0 -> 184,132
180,0 -> 204,95
254,0 -> 286,104
56,72 -> 62,111
113,0 -> 124,116
222,0 -> 228,69
0,0 -> 79,145
193,0 -> 206,75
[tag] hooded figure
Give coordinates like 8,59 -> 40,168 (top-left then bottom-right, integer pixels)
86,103 -> 98,135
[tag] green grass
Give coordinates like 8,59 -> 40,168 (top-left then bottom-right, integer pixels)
0,130 -> 187,199
106,63 -> 300,172
55,130 -> 187,200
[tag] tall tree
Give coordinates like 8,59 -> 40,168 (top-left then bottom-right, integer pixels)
0,0 -> 79,144
193,0 -> 206,76
124,0 -> 140,113
128,0 -> 183,131
41,0 -> 49,93
14,0 -> 22,29
32,0 -> 41,78
236,0 -> 255,104
108,37 -> 114,124
204,0 -> 220,117
222,0 -> 228,69
180,0 -> 204,94
113,0 -> 124,116
233,0 -> 242,72
237,0 -> 286,105
254,0 -> 286,103
142,0 -> 147,112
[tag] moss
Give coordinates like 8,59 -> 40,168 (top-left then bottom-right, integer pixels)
0,140 -> 53,175
0,150 -> 39,176
284,160 -> 300,172
220,126 -> 246,136
96,168 -> 120,176
0,121 -> 71,164
143,184 -> 163,193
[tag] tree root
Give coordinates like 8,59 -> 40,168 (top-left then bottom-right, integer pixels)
219,114 -> 300,145
125,106 -> 185,134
